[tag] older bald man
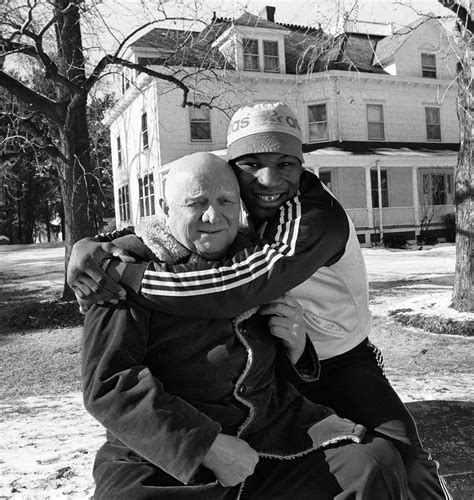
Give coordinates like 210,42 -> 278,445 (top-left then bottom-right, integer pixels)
82,152 -> 408,499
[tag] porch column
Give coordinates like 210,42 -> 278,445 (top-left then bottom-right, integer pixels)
365,165 -> 373,230
376,160 -> 384,243
412,166 -> 420,235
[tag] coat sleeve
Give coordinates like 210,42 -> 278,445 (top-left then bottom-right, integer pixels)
82,301 -> 221,485
107,171 -> 349,319
279,335 -> 320,386
94,225 -> 136,241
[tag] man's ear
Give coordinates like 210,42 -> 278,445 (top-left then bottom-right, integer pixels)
159,198 -> 169,216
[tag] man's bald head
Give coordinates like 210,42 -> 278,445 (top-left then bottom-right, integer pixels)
164,152 -> 239,203
160,152 -> 241,260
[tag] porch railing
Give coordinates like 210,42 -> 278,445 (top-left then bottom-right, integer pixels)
346,204 -> 454,230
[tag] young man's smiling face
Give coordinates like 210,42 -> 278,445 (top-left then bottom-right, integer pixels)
232,153 -> 303,224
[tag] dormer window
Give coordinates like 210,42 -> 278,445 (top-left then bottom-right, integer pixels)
242,38 -> 282,73
421,53 -> 436,78
243,39 -> 259,71
263,41 -> 279,72
213,13 -> 288,74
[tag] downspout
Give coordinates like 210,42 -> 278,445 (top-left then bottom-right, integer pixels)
376,159 -> 384,244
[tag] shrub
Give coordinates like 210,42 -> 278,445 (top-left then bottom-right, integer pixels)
443,213 -> 456,242
383,234 -> 408,249
417,231 -> 438,246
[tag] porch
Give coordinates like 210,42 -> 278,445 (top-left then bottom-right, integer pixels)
346,204 -> 455,245
303,145 -> 458,246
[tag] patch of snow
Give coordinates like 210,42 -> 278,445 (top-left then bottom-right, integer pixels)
364,244 -> 474,322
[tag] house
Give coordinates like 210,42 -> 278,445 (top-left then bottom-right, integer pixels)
104,6 -> 460,246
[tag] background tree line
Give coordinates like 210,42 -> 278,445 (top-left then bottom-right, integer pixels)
1,79 -> 114,244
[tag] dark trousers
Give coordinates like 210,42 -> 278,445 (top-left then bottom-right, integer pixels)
299,338 -> 452,500
93,435 -> 409,499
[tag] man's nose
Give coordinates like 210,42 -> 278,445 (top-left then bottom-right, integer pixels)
202,205 -> 222,223
257,167 -> 280,187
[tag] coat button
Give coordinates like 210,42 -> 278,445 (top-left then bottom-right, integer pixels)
237,384 -> 246,396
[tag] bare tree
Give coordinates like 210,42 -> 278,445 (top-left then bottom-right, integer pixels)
0,0 -> 224,299
435,0 -> 473,311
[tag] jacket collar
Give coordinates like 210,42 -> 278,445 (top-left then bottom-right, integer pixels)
135,215 -> 193,265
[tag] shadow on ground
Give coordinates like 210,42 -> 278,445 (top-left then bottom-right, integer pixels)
407,400 -> 473,498
370,275 -> 454,295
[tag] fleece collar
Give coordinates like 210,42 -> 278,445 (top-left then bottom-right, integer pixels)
135,215 -> 198,265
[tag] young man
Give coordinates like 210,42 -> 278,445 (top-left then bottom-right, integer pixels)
69,102 -> 450,499
83,152 -> 408,498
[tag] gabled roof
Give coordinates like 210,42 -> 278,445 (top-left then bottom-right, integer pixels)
375,16 -> 430,64
283,28 -> 335,73
129,22 -> 230,69
329,33 -> 387,73
126,11 -> 395,75
232,11 -> 288,30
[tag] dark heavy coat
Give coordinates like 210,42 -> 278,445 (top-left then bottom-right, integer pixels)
82,226 -> 365,498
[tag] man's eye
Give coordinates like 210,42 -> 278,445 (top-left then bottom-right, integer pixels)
238,162 -> 259,169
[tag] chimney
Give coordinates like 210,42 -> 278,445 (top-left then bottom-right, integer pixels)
260,5 -> 275,23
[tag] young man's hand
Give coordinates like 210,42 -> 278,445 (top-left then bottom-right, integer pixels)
201,433 -> 259,487
67,237 -> 135,313
259,294 -> 307,364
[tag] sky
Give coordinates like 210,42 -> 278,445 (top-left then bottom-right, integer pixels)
88,0 -> 455,56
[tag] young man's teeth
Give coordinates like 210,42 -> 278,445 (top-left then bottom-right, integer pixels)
258,194 -> 280,202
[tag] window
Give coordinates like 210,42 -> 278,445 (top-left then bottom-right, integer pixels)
308,104 -> 328,142
421,53 -> 436,78
425,107 -> 441,141
159,170 -> 169,199
189,107 -> 211,141
118,185 -> 130,222
139,173 -> 155,218
121,68 -> 130,93
243,38 -> 259,71
422,173 -> 453,205
141,113 -> 149,150
370,169 -> 389,208
116,136 -> 122,168
121,67 -> 136,93
319,170 -> 332,191
263,41 -> 279,72
367,104 -> 385,141
137,56 -> 166,66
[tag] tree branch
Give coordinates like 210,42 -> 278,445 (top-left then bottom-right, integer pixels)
0,151 -> 22,170
0,70 -> 66,125
438,0 -> 474,33
0,37 -> 39,59
85,56 -> 191,106
2,112 -> 67,163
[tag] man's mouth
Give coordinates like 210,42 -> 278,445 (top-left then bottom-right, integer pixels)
256,193 -> 284,203
201,229 -> 224,234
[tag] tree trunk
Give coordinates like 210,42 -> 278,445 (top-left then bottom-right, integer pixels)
451,38 -> 473,312
45,202 -> 51,242
16,186 -> 22,244
23,168 -> 35,244
57,108 -> 96,300
53,0 -> 97,300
